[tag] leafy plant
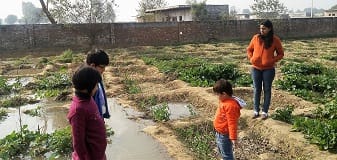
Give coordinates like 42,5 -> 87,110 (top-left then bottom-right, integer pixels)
0,76 -> 10,95
142,56 -> 248,87
0,109 -> 8,121
187,104 -> 197,116
35,70 -> 71,98
23,106 -> 42,117
57,49 -> 73,63
293,117 -> 337,151
175,121 -> 217,160
0,96 -> 31,108
276,62 -> 337,103
0,125 -> 72,159
151,102 -> 170,122
35,71 -> 71,90
139,95 -> 158,111
122,75 -> 141,94
271,105 -> 294,124
48,126 -> 73,156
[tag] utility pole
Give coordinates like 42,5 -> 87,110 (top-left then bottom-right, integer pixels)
311,0 -> 313,18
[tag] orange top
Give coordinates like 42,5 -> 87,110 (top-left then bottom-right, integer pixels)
213,98 -> 241,140
247,34 -> 284,70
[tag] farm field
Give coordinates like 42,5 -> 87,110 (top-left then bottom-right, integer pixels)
0,37 -> 337,159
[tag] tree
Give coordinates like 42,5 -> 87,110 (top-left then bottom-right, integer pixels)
22,2 -> 49,24
242,9 -> 251,14
222,6 -> 237,20
187,0 -> 208,21
5,15 -> 18,24
137,0 -> 168,21
39,0 -> 57,24
250,0 -> 287,19
39,0 -> 116,24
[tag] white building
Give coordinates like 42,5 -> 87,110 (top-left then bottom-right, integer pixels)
140,5 -> 229,22
324,9 -> 337,17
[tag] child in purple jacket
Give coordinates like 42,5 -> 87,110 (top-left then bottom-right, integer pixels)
68,65 -> 107,160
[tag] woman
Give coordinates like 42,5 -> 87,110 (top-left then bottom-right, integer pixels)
247,19 -> 284,120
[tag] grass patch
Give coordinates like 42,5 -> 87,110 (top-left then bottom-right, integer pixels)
175,121 -> 217,160
150,102 -> 170,122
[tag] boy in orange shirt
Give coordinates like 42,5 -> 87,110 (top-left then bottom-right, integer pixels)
213,79 -> 242,160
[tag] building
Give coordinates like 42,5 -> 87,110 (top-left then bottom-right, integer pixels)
139,5 -> 229,22
324,9 -> 337,17
289,12 -> 307,18
235,13 -> 250,20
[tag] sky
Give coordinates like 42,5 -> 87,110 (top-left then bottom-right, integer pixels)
0,0 -> 336,22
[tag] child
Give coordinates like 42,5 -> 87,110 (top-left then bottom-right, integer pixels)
68,65 -> 107,160
213,79 -> 243,160
86,49 -> 110,119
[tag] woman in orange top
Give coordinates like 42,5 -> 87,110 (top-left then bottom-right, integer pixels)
213,79 -> 241,160
247,19 -> 284,120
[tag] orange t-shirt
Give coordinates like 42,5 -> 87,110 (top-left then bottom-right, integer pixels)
247,34 -> 284,70
213,98 -> 241,140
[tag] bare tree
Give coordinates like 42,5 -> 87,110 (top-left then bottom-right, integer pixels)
39,0 -> 116,24
39,0 -> 57,24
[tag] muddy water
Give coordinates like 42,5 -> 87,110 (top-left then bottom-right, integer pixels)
0,97 -> 174,159
0,100 -> 69,138
167,102 -> 195,120
105,98 -> 173,160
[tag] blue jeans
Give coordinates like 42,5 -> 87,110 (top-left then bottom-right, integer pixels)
215,132 -> 233,160
251,67 -> 275,114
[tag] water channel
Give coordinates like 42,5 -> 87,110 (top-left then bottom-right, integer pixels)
0,95 -> 195,159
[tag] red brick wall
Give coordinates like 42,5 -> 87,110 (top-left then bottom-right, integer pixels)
0,18 -> 336,54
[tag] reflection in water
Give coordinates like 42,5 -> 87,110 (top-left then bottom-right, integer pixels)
167,102 -> 196,120
0,97 -> 177,160
105,98 -> 172,160
0,100 -> 69,138
7,77 -> 34,87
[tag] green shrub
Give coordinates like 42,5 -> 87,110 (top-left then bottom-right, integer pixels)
139,95 -> 158,111
151,103 -> 170,122
122,75 -> 141,94
0,109 -> 8,120
0,76 -> 10,95
57,49 -> 73,63
175,121 -> 217,160
271,105 -> 294,124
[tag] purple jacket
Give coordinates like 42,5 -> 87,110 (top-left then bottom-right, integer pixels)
67,96 -> 107,160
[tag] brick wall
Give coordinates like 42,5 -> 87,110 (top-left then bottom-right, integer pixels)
0,18 -> 336,54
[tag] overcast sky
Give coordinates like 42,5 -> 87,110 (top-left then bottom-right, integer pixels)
0,0 -> 336,22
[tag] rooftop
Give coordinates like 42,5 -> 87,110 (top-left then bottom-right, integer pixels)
145,4 -> 228,13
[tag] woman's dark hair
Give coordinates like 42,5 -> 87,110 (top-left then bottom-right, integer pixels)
213,79 -> 233,96
86,49 -> 109,66
259,19 -> 274,49
72,65 -> 102,99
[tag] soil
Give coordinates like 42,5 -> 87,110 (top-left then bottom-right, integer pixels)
1,50 -> 336,160
102,52 -> 336,160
